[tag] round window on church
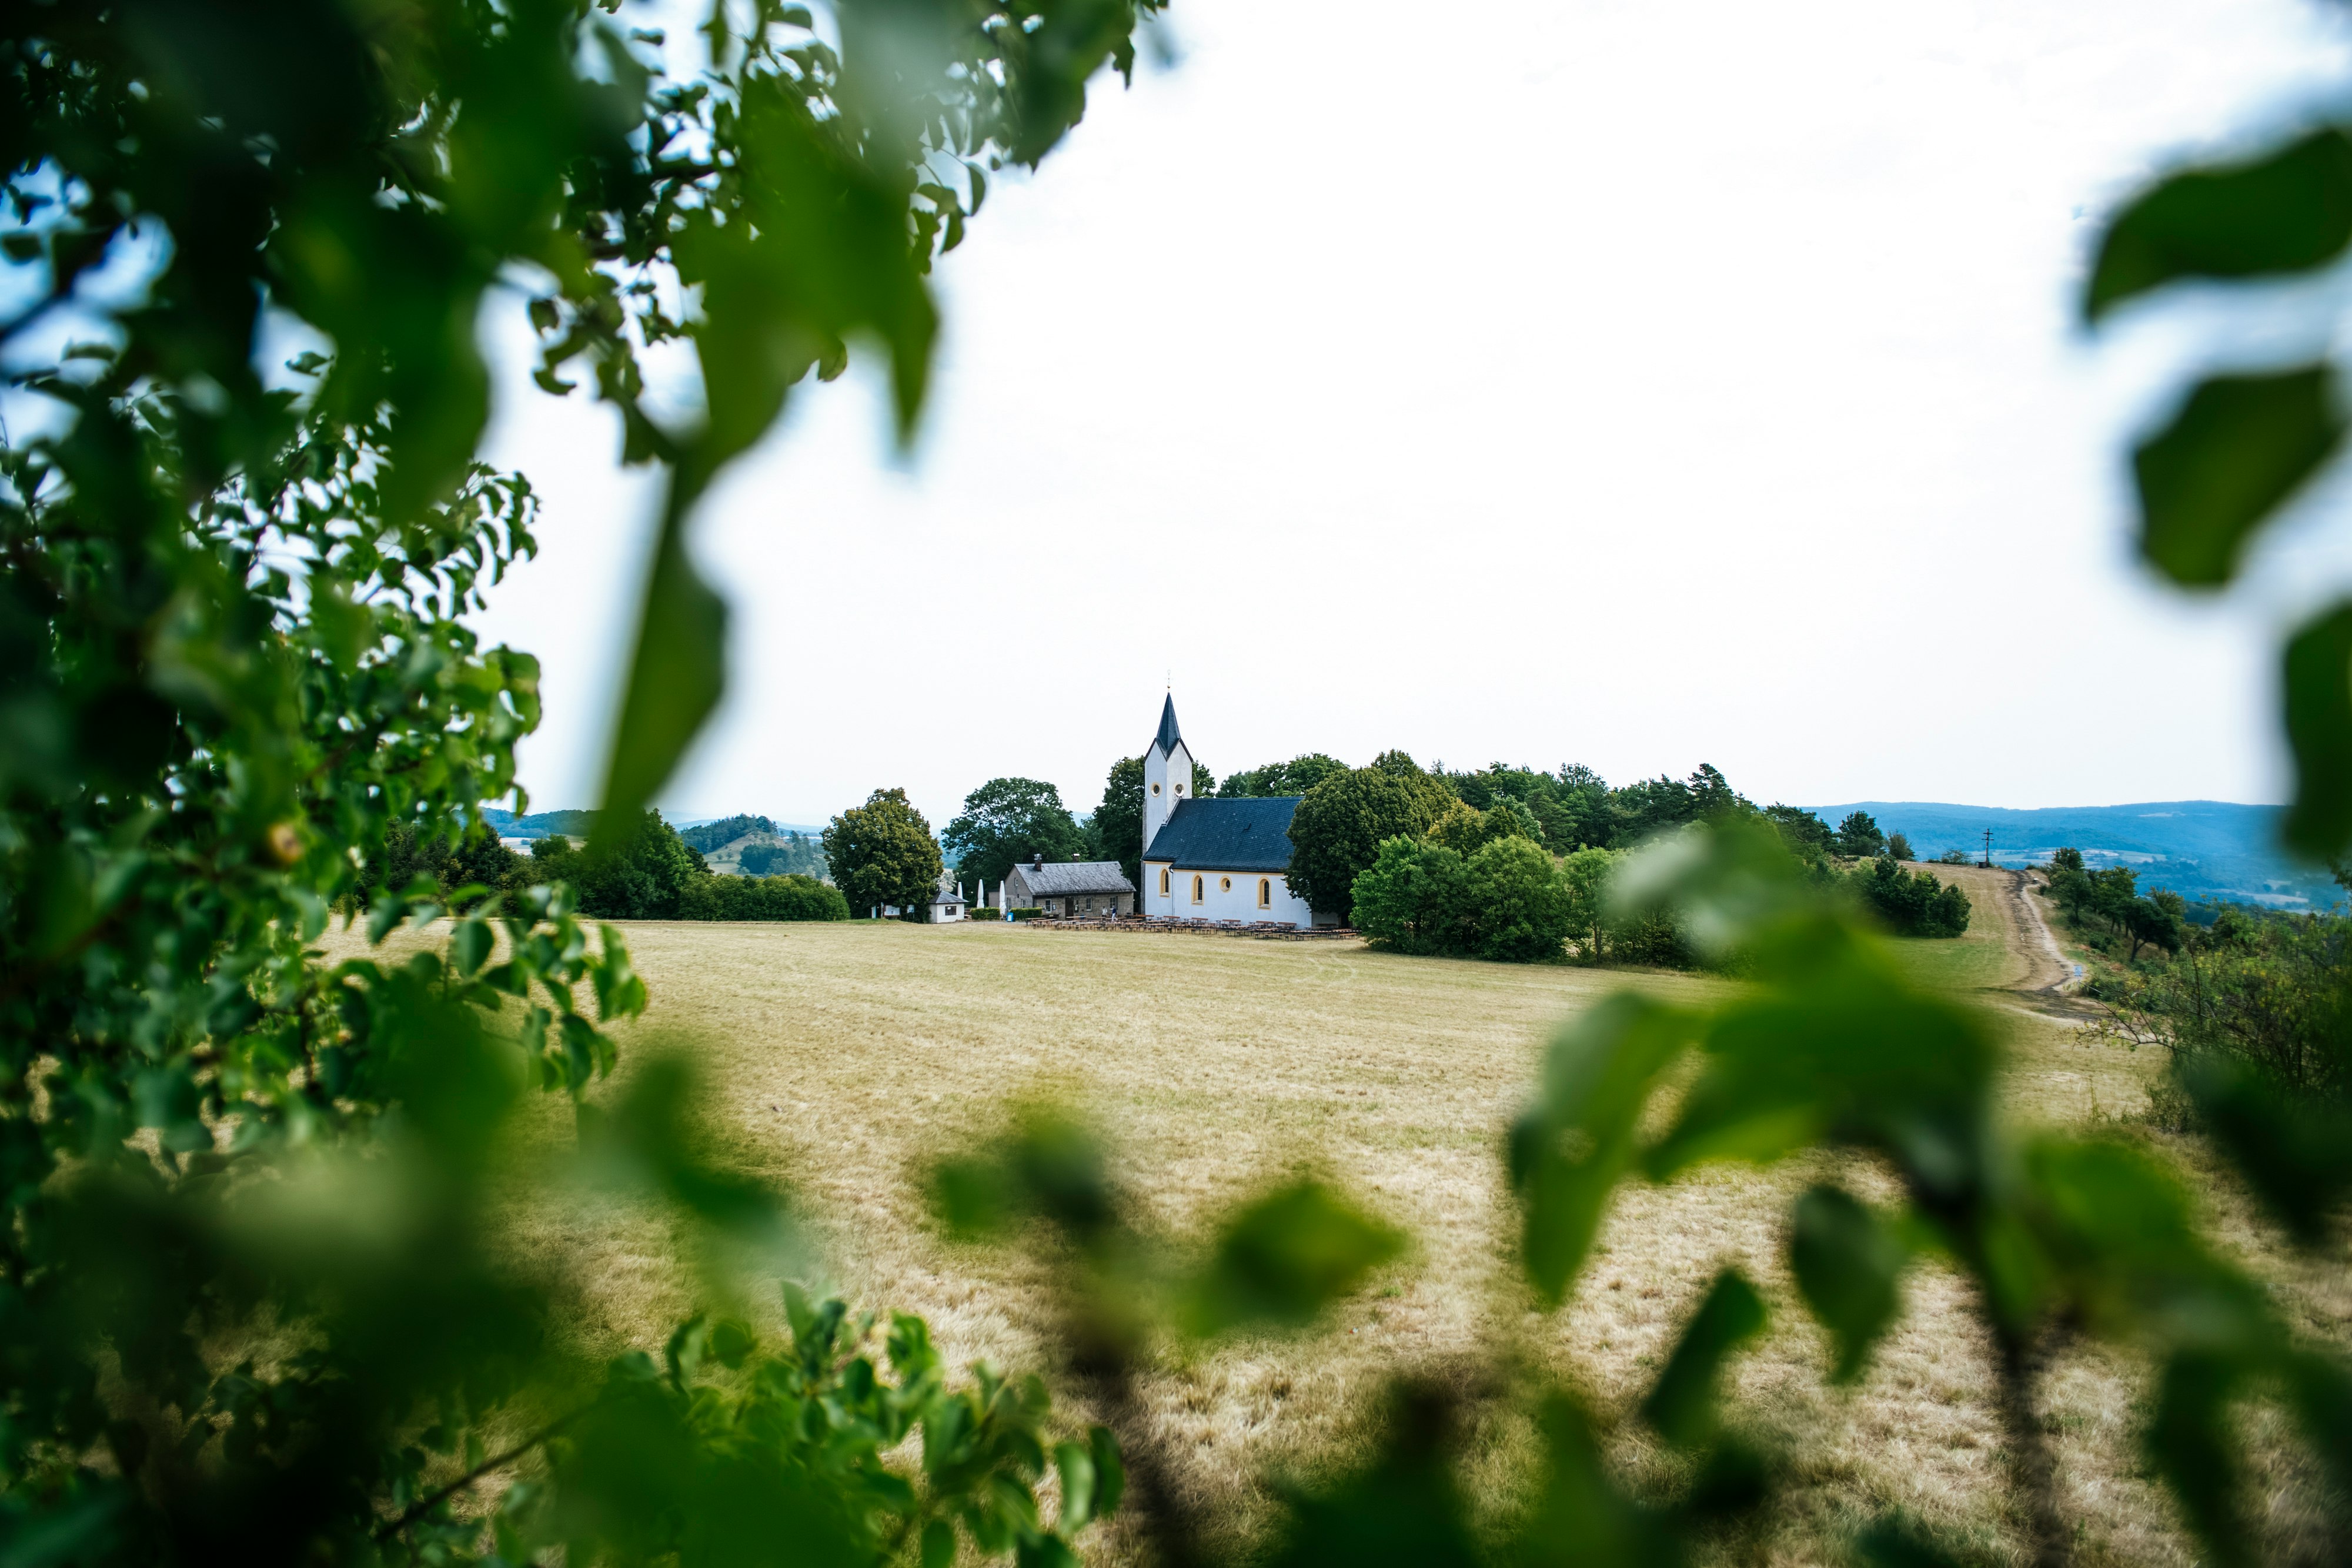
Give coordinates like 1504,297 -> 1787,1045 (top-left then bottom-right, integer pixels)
1219,876 -> 1231,892
1150,782 -> 1160,795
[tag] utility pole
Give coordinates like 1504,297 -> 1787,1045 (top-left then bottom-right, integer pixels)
1980,828 -> 1993,869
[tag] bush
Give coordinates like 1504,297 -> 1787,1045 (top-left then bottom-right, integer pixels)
1349,835 -> 1571,962
1008,907 -> 1044,921
676,872 -> 852,922
1464,835 -> 1574,961
1351,838 -> 1473,955
1850,855 -> 1972,937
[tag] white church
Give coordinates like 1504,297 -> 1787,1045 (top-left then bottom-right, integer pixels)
1140,695 -> 1330,927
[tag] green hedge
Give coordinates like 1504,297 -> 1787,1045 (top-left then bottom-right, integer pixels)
676,872 -> 852,922
1007,907 -> 1044,921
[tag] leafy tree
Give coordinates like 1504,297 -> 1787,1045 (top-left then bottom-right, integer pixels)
1191,758 -> 1218,798
1463,836 -> 1575,962
1218,753 -> 1347,798
1349,838 -> 1474,955
365,820 -> 529,908
1286,766 -> 1448,923
1833,810 -> 1886,858
1606,775 -> 1697,844
1886,831 -> 1915,862
944,777 -> 1085,886
825,789 -> 945,918
1091,756 -> 1147,889
1544,764 -> 1614,850
1686,763 -> 1743,818
529,810 -> 709,920
1763,804 -> 1835,861
1560,847 -> 1622,964
680,813 -> 779,853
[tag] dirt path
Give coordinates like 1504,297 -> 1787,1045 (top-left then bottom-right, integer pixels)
2000,869 -> 2077,992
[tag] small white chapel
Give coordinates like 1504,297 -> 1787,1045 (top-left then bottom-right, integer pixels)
1139,695 -> 1329,927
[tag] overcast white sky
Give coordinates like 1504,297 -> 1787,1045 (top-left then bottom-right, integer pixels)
473,0 -> 2352,829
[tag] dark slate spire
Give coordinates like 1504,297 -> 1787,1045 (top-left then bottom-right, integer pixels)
1153,693 -> 1183,755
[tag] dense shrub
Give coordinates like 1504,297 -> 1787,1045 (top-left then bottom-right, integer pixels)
677,873 -> 851,922
1008,907 -> 1044,921
1850,855 -> 1972,937
1464,836 -> 1575,960
1350,836 -> 1573,962
1349,838 -> 1473,955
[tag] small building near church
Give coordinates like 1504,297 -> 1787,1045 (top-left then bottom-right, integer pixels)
1138,694 -> 1328,927
1001,856 -> 1135,917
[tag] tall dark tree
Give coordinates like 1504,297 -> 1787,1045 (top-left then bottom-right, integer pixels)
1834,810 -> 1886,858
1093,756 -> 1147,889
1608,776 -> 1698,845
824,789 -> 945,918
1285,766 -> 1448,923
944,777 -> 1085,887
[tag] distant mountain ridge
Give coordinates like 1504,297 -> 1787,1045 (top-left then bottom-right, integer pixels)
1807,800 -> 2335,910
483,808 -> 827,840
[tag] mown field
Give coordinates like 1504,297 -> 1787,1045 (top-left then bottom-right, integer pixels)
466,872 -> 2344,1566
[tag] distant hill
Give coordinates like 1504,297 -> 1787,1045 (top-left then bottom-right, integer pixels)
1806,800 -> 2337,910
485,808 -> 828,842
483,807 -> 597,840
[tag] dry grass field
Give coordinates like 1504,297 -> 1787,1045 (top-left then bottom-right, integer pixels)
432,870 -> 2347,1565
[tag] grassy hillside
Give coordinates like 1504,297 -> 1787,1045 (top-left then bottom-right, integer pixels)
1811,798 -> 2334,908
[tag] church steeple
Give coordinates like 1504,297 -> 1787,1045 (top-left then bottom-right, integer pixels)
1141,691 -> 1194,854
1153,693 -> 1183,756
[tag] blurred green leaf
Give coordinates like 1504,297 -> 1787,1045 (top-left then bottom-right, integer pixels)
1508,993 -> 1693,1303
595,503 -> 726,852
2281,600 -> 2352,860
1512,1394 -> 1684,1567
2133,366 -> 2341,588
1639,1268 -> 1767,1449
1264,1383 -> 1482,1568
2087,128 -> 2352,321
1789,1185 -> 1910,1383
2182,1051 -> 2352,1243
1179,1181 -> 1403,1338
1852,1514 -> 1989,1568
2147,1352 -> 2248,1567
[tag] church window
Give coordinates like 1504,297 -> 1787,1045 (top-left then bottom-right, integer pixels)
1151,782 -> 1161,795
1258,878 -> 1271,908
1159,868 -> 1170,895
1191,875 -> 1203,903
1220,876 -> 1231,892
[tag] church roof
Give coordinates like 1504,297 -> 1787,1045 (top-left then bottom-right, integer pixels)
1143,796 -> 1301,872
1010,860 -> 1136,897
1151,693 -> 1183,756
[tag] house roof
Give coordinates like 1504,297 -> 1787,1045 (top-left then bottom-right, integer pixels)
1142,796 -> 1301,872
1011,860 -> 1137,897
1152,693 -> 1183,756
